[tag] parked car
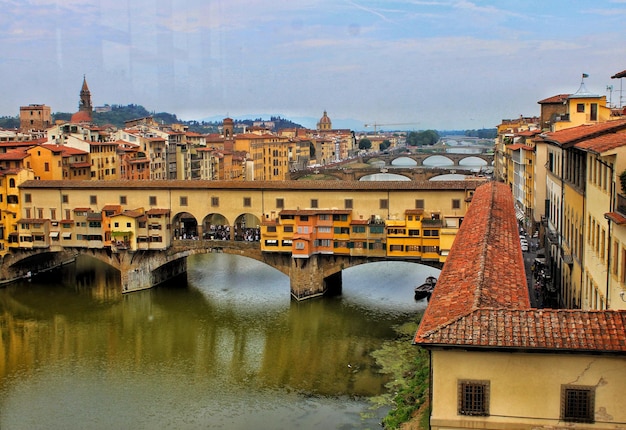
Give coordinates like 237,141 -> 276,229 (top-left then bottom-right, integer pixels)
521,243 -> 529,252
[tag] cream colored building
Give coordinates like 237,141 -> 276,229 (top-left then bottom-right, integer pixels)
415,181 -> 626,430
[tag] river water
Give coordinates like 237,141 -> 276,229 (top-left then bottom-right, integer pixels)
0,253 -> 438,430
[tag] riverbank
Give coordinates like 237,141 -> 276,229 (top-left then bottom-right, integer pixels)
372,320 -> 430,430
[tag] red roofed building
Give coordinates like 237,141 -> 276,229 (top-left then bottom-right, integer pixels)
414,182 -> 626,429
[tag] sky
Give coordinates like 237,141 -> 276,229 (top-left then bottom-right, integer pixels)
2,0 -> 626,130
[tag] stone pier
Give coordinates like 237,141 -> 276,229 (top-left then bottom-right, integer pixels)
289,255 -> 343,300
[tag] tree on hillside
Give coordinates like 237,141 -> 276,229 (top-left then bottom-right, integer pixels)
380,140 -> 391,151
406,130 -> 439,146
358,138 -> 372,150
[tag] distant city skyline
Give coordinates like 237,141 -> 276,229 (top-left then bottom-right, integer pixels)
2,1 -> 626,130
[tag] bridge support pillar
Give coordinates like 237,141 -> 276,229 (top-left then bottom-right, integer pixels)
120,255 -> 187,293
289,255 -> 342,300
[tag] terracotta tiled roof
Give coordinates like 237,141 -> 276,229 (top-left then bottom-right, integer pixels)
537,94 -> 570,104
146,209 -> 170,215
536,119 -> 626,146
0,149 -> 28,160
61,146 -> 88,156
507,143 -> 533,151
517,130 -> 542,137
419,309 -> 626,352
605,211 -> 626,225
102,205 -> 121,212
415,182 -> 529,340
19,179 -> 487,192
574,130 -> 626,154
280,209 -> 352,216
414,181 -> 626,353
70,162 -> 91,168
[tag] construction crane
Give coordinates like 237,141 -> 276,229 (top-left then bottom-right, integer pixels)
363,122 -> 420,133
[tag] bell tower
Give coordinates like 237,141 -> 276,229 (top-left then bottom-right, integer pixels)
78,75 -> 93,117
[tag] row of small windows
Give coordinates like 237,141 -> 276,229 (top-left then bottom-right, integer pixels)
32,195 -> 462,212
459,381 -> 595,423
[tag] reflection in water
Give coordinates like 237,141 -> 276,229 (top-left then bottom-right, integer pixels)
0,254 -> 433,429
430,173 -> 468,181
422,155 -> 454,167
390,157 -> 417,167
458,156 -> 488,167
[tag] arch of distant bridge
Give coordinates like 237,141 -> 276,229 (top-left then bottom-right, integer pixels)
361,153 -> 494,166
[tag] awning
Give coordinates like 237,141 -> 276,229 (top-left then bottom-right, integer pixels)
515,207 -> 525,221
62,232 -> 72,239
50,232 -> 60,238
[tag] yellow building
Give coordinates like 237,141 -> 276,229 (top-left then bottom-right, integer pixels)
110,208 -> 171,251
0,168 -> 35,255
577,128 -> 626,310
553,79 -> 613,132
536,119 -> 626,309
26,144 -> 65,180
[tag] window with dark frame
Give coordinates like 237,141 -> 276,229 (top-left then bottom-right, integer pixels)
458,380 -> 490,416
345,199 -> 353,209
243,197 -> 251,207
561,385 -> 594,423
180,196 -> 188,206
90,195 -> 97,205
276,198 -> 284,209
452,199 -> 461,209
380,199 -> 388,210
149,196 -> 157,206
415,199 -> 424,209
211,196 -> 219,207
120,195 -> 127,205
311,199 -> 318,208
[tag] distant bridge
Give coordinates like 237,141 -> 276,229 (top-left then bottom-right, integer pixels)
359,152 -> 494,167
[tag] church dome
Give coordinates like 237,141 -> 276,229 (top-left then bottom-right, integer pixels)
319,111 -> 331,124
317,111 -> 332,130
71,111 -> 92,123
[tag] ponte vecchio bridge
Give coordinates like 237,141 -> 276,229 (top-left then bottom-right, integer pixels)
4,179 -> 485,300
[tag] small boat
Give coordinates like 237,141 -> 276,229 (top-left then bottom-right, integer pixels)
414,276 -> 437,301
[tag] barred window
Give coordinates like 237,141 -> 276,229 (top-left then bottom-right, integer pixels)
345,199 -> 353,209
561,385 -> 594,423
458,380 -> 489,416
